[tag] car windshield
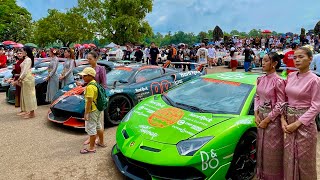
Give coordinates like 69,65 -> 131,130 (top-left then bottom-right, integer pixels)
165,77 -> 253,114
107,68 -> 135,86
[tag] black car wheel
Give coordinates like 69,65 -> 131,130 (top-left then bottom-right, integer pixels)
105,95 -> 132,126
227,130 -> 257,180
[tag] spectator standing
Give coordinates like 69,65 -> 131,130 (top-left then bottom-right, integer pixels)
143,46 -> 150,64
196,43 -> 208,65
149,42 -> 160,65
16,47 -> 37,119
283,47 -> 320,180
255,52 -> 285,179
230,47 -> 238,72
134,47 -> 143,62
207,44 -> 216,68
242,45 -> 255,72
309,53 -> 320,74
115,46 -> 123,61
283,43 -> 298,74
60,48 -> 75,87
0,47 -> 7,68
45,49 -> 59,103
182,44 -> 191,71
79,67 -> 106,154
123,45 -> 132,60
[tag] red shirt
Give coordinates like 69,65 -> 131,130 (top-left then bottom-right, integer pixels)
283,50 -> 295,74
0,55 -> 7,68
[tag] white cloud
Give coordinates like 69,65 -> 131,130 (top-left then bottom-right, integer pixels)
146,0 -> 320,34
18,0 -> 320,35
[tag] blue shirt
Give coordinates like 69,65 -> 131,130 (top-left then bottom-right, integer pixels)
310,54 -> 320,74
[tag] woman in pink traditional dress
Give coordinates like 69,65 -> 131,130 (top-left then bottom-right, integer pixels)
282,47 -> 320,180
254,52 -> 286,179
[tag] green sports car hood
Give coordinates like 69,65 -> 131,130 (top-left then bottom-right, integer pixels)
125,95 -> 234,145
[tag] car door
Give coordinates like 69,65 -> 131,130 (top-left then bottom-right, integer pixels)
133,68 -> 171,101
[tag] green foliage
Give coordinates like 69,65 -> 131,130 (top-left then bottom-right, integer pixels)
230,30 -> 240,36
77,0 -> 153,45
197,31 -> 208,42
0,0 -> 32,42
315,21 -> 320,35
213,26 -> 223,41
300,28 -> 306,36
34,9 -> 93,47
248,29 -> 260,37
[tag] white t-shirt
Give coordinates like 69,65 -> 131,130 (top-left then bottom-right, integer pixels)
231,52 -> 239,59
208,48 -> 216,58
196,48 -> 208,64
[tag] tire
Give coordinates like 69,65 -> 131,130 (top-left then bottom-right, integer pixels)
227,130 -> 257,180
105,95 -> 133,126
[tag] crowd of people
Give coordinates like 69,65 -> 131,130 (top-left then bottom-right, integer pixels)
1,33 -> 320,169
1,46 -> 107,154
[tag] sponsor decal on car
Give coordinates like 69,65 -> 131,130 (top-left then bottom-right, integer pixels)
200,149 -> 220,171
148,107 -> 184,128
179,71 -> 201,78
135,86 -> 148,93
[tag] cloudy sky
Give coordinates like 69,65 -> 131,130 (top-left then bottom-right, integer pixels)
18,0 -> 319,34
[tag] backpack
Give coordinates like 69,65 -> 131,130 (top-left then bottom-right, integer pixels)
88,82 -> 108,111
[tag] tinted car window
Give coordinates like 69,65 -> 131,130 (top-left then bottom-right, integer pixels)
107,69 -> 135,86
165,78 -> 253,114
135,68 -> 162,83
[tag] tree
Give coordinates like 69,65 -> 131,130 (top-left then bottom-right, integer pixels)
77,0 -> 153,45
239,32 -> 248,38
300,28 -> 306,36
212,26 -> 223,41
230,30 -> 240,36
197,31 -> 208,42
34,9 -> 93,47
315,21 -> 320,35
0,0 -> 32,42
248,29 -> 260,37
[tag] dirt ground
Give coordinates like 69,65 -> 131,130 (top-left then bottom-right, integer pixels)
0,66 -> 319,179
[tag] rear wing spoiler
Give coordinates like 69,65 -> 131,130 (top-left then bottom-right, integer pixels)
163,61 -> 207,73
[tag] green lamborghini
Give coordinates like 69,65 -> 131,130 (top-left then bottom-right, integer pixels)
112,72 -> 260,180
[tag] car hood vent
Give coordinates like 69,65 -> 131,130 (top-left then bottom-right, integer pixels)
140,146 -> 161,152
122,130 -> 129,139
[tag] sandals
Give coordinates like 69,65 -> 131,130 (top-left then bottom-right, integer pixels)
17,112 -> 28,116
83,139 -> 99,145
96,143 -> 107,148
80,148 -> 96,154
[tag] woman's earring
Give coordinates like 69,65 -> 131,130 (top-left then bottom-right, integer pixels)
273,66 -> 275,68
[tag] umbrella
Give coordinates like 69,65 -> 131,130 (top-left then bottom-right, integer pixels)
261,30 -> 272,34
89,43 -> 96,48
2,41 -> 16,45
25,43 -> 38,48
83,44 -> 90,49
74,44 -> 81,48
13,43 -> 24,48
105,42 -> 117,48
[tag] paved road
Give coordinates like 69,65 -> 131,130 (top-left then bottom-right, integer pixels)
0,66 -> 319,179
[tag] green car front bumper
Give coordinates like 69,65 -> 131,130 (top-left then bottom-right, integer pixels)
112,144 -> 210,180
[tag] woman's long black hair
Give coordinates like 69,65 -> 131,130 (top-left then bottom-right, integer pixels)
23,46 -> 34,67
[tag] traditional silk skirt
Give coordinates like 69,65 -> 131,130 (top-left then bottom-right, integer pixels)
284,106 -> 317,180
256,105 -> 284,180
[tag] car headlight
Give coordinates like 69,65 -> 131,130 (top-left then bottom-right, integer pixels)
177,136 -> 213,156
121,108 -> 134,123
